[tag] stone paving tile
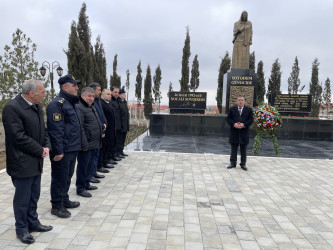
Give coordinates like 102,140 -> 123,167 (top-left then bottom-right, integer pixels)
0,152 -> 333,249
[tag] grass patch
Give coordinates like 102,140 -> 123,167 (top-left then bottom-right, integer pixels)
125,125 -> 148,146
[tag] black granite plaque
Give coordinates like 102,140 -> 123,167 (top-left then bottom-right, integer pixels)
268,94 -> 312,116
169,92 -> 206,114
222,69 -> 258,114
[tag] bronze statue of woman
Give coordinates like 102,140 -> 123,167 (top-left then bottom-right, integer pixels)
232,11 -> 253,69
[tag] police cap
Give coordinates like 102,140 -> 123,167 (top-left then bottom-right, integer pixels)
58,74 -> 81,85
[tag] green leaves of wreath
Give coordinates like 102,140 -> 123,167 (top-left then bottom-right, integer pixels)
252,105 -> 282,155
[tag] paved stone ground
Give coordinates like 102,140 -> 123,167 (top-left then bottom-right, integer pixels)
0,152 -> 332,249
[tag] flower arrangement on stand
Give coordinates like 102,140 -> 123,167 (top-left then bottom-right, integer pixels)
252,105 -> 282,155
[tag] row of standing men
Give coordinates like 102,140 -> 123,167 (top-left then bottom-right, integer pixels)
2,75 -> 130,244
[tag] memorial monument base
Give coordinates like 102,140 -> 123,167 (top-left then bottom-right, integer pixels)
149,113 -> 333,141
222,68 -> 258,114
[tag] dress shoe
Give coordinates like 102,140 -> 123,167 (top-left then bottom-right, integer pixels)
120,152 -> 128,157
104,163 -> 114,169
227,165 -> 236,169
112,155 -> 121,161
17,232 -> 35,244
51,207 -> 71,218
97,167 -> 110,173
241,165 -> 248,171
108,160 -> 117,165
64,200 -> 80,209
94,173 -> 105,178
89,177 -> 100,183
86,185 -> 98,190
116,153 -> 125,159
77,190 -> 92,198
29,224 -> 53,232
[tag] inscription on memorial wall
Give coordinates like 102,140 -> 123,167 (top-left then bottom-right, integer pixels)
229,86 -> 254,108
169,92 -> 207,110
230,76 -> 253,85
269,94 -> 312,113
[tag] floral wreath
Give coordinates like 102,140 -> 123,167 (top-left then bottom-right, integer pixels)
252,105 -> 282,155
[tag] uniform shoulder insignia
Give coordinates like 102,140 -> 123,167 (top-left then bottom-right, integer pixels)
53,113 -> 61,121
58,98 -> 65,103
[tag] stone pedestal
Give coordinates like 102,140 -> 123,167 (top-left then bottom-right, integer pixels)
222,68 -> 258,114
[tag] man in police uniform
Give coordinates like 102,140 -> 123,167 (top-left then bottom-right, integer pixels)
47,75 -> 82,218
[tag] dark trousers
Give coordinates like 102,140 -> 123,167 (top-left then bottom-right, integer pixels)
76,149 -> 97,193
90,148 -> 100,178
117,131 -> 127,152
50,151 -> 77,209
98,145 -> 112,169
11,175 -> 41,235
113,130 -> 121,153
230,143 -> 247,166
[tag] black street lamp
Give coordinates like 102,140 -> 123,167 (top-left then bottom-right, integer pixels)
39,61 -> 63,90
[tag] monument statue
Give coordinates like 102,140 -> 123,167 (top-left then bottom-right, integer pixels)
231,11 -> 252,69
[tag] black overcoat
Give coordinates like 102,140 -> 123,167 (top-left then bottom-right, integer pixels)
100,99 -> 116,146
2,94 -> 50,178
76,97 -> 103,150
227,105 -> 253,145
118,98 -> 129,132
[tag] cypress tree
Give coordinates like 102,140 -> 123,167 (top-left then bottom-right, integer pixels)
267,58 -> 282,101
135,60 -> 142,103
249,51 -> 256,71
93,36 -> 107,89
287,56 -> 304,94
190,55 -> 200,92
167,82 -> 173,98
125,69 -> 130,101
143,65 -> 153,119
66,21 -> 87,89
216,51 -> 231,114
257,60 -> 265,104
110,54 -> 121,88
323,77 -> 331,117
153,65 -> 162,112
309,58 -> 322,117
179,26 -> 191,92
77,2 -> 93,85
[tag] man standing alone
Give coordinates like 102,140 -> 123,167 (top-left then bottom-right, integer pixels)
2,79 -> 52,244
47,75 -> 82,218
227,96 -> 253,171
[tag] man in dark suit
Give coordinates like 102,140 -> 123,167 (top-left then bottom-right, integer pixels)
2,79 -> 52,244
226,96 -> 253,171
98,89 -> 117,171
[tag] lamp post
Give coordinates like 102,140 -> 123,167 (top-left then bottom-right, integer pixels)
39,61 -> 63,91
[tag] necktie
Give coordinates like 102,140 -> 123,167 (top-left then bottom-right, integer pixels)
238,107 -> 242,115
31,104 -> 38,111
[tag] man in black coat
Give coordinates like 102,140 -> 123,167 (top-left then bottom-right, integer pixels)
2,79 -> 52,244
118,89 -> 130,157
110,86 -> 123,161
226,96 -> 253,171
98,89 -> 117,171
76,87 -> 103,198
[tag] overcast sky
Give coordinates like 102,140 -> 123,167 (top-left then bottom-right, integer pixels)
0,0 -> 332,105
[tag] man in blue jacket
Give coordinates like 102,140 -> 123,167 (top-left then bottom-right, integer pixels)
47,75 -> 82,218
87,83 -> 109,180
